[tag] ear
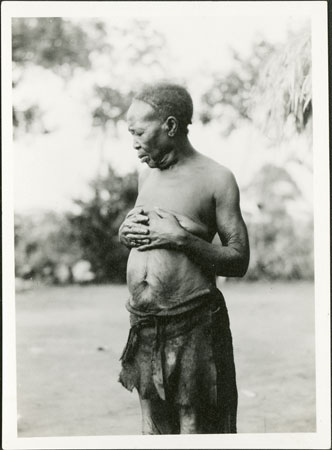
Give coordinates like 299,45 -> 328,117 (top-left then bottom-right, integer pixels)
165,116 -> 178,137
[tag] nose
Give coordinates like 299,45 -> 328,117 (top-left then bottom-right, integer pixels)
133,139 -> 141,150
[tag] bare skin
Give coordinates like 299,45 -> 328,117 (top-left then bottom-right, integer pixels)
119,100 -> 250,314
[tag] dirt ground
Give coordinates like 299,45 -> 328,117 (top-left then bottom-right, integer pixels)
15,281 -> 315,437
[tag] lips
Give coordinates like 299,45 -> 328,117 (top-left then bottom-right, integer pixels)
138,154 -> 149,163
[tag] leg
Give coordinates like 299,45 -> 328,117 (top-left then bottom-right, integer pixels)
179,405 -> 198,434
180,403 -> 235,434
139,396 -> 179,435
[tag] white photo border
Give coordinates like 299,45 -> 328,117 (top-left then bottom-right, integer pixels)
2,1 -> 330,449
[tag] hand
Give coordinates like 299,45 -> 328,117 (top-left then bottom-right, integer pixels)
137,207 -> 187,252
157,207 -> 209,240
119,207 -> 150,248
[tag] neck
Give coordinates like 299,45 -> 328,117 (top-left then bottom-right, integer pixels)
158,136 -> 195,170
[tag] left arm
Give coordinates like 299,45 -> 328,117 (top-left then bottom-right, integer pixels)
178,172 -> 249,277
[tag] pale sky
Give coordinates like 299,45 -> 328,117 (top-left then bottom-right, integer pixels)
13,13 -> 309,213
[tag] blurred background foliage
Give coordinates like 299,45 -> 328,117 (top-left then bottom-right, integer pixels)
200,26 -> 312,140
69,167 -> 138,283
12,17 -> 313,285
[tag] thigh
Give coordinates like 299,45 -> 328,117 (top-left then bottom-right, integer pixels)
139,396 -> 179,435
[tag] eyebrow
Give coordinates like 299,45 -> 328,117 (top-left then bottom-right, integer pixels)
128,124 -> 144,130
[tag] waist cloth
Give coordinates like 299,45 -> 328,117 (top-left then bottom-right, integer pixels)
118,288 -> 238,433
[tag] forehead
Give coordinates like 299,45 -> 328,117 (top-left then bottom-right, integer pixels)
127,100 -> 159,125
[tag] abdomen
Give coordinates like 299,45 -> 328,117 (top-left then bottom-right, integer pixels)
127,248 -> 213,313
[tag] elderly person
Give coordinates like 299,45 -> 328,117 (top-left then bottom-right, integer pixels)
118,83 -> 249,434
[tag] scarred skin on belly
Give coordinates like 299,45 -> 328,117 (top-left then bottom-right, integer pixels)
127,211 -> 215,313
127,249 -> 213,312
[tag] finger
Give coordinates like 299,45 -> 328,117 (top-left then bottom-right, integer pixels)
129,241 -> 140,247
126,219 -> 149,229
126,226 -> 149,235
127,206 -> 148,218
137,244 -> 155,252
126,207 -> 144,218
127,234 -> 151,240
134,238 -> 151,245
125,222 -> 149,231
131,214 -> 149,224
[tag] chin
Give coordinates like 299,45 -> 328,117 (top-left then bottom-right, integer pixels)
147,160 -> 158,168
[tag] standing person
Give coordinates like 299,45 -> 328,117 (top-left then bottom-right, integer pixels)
118,82 -> 249,434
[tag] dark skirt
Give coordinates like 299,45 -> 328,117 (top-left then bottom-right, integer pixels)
119,289 -> 238,433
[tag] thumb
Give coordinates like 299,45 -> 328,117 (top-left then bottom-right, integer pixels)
127,206 -> 144,217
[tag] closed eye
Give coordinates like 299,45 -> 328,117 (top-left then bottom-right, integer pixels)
128,129 -> 143,136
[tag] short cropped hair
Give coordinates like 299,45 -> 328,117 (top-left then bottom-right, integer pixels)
133,82 -> 193,135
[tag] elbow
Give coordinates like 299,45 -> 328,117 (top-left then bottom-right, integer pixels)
236,255 -> 249,277
228,264 -> 248,278
216,255 -> 249,278
234,248 -> 250,277
237,263 -> 248,277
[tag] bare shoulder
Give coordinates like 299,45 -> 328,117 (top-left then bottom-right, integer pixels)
195,153 -> 239,200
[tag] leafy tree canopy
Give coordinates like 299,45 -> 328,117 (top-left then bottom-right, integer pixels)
199,40 -> 275,135
12,17 -> 107,75
12,18 -> 167,136
252,26 -> 311,138
200,25 -> 311,140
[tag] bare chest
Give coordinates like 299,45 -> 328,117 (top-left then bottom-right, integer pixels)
136,170 -> 215,224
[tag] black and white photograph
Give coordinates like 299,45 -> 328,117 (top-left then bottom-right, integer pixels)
2,1 -> 330,449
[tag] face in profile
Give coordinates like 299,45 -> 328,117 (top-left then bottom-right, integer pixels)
127,100 -> 170,168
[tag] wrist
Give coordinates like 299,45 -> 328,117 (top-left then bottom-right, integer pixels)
174,229 -> 190,250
